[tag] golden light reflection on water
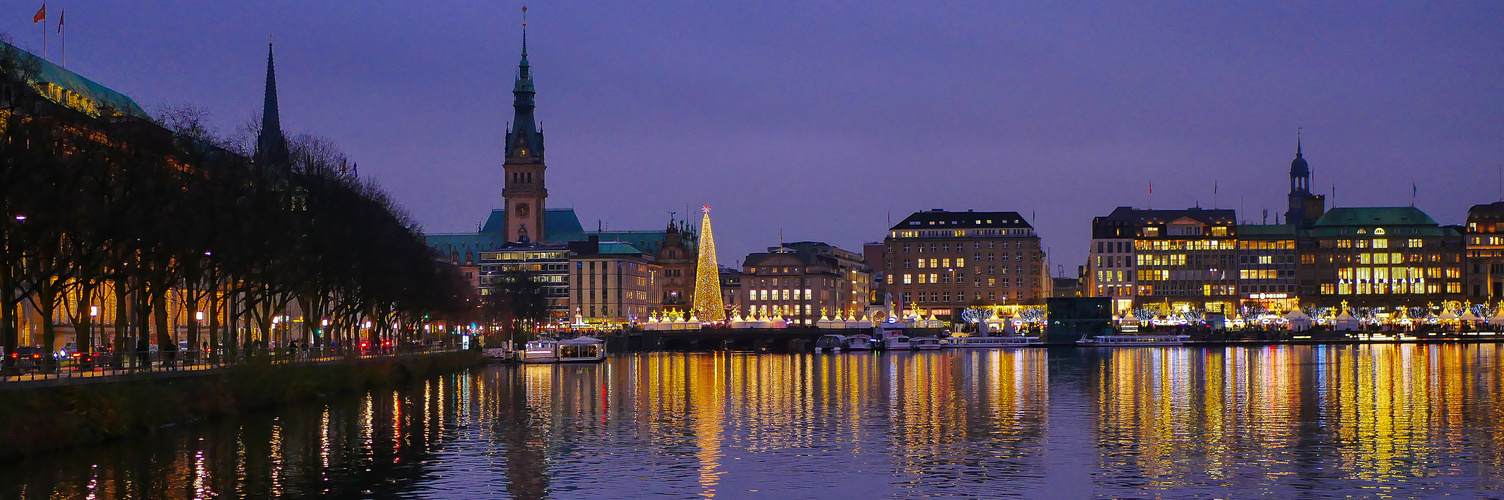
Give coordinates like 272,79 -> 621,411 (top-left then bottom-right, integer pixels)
7,345 -> 1504,498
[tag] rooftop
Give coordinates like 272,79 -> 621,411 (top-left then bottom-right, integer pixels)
890,209 -> 1033,231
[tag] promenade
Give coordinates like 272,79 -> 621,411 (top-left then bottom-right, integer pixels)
0,346 -> 464,389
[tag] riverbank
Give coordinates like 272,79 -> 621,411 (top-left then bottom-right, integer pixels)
0,350 -> 482,461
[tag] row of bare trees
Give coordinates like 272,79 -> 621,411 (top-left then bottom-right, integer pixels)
0,41 -> 473,373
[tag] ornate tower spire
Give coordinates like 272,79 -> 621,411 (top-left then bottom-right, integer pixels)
502,7 -> 547,243
254,41 -> 289,167
506,6 -> 541,162
692,205 -> 727,322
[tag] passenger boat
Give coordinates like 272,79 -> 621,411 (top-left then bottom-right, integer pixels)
557,337 -> 607,363
1076,334 -> 1190,347
814,334 -> 849,353
942,336 -> 1039,348
519,339 -> 560,363
846,334 -> 875,351
883,335 -> 912,350
910,337 -> 942,350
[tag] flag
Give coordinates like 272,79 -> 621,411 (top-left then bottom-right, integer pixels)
1214,181 -> 1218,194
33,4 -> 45,23
57,9 -> 63,33
1149,181 -> 1153,195
1412,183 -> 1417,197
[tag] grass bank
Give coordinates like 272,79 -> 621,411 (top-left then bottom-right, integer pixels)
0,350 -> 482,461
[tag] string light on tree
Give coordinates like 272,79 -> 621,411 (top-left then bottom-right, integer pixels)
692,205 -> 727,322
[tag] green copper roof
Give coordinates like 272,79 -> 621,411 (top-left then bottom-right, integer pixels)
1312,207 -> 1438,227
1304,207 -> 1454,238
1,41 -> 148,119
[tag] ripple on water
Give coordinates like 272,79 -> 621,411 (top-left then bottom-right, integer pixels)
3,345 -> 1504,498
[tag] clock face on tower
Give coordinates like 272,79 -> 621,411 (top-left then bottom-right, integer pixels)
516,203 -> 531,218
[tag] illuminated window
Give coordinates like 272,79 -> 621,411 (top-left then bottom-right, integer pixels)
1409,239 -> 1423,248
1373,239 -> 1388,249
1338,240 -> 1353,249
918,259 -> 926,269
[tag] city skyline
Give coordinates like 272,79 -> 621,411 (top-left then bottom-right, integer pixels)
3,2 -> 1499,269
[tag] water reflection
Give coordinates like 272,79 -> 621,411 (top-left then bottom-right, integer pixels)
2,345 -> 1502,498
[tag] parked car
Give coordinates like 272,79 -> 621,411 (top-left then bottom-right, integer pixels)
10,346 -> 44,372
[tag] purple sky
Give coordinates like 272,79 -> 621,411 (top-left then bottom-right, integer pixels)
4,1 -> 1501,272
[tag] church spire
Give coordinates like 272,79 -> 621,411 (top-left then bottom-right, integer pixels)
506,6 -> 542,162
254,41 -> 289,166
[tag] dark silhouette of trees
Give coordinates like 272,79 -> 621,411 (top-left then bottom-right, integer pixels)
0,41 -> 470,373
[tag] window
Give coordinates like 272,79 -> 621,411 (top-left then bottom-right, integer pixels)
957,257 -> 966,267
1409,239 -> 1423,248
1374,239 -> 1388,249
903,244 -> 910,253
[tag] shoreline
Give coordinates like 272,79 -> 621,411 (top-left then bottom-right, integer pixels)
0,350 -> 483,461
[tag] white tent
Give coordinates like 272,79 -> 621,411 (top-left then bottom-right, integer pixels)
1335,310 -> 1360,331
1461,309 -> 1483,323
1285,309 -> 1313,332
1490,308 -> 1504,327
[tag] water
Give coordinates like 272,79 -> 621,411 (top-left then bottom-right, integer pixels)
4,344 -> 1504,499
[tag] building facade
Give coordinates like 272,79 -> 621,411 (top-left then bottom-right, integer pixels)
719,268 -> 743,317
477,246 -> 572,320
1237,224 -> 1299,312
567,239 -> 660,325
1297,207 -> 1464,308
655,220 -> 697,309
1087,207 -> 1239,314
882,210 -> 1048,323
783,242 -> 874,317
740,250 -> 844,325
1465,202 -> 1504,303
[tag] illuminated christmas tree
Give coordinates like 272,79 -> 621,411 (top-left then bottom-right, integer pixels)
692,205 -> 727,322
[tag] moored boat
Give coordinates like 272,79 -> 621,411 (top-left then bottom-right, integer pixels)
1076,334 -> 1190,347
814,334 -> 848,353
482,348 -> 516,363
557,337 -> 607,363
942,336 -> 1039,348
910,337 -> 942,350
519,339 -> 560,363
884,335 -> 912,350
846,334 -> 875,351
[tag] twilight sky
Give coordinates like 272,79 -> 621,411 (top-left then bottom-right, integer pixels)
4,1 -> 1500,272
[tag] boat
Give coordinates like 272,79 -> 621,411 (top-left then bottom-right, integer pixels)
910,337 -> 942,350
557,337 -> 607,363
814,334 -> 849,353
942,336 -> 1040,348
883,335 -> 912,350
1076,334 -> 1190,347
846,334 -> 875,351
482,348 -> 516,363
519,339 -> 560,363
